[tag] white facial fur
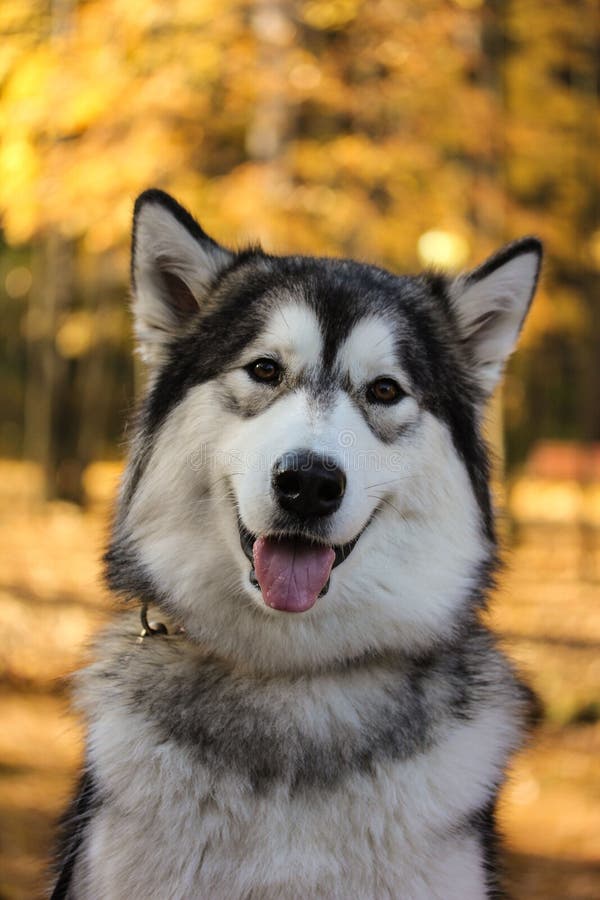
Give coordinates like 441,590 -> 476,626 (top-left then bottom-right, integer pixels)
122,298 -> 491,672
229,309 -> 419,546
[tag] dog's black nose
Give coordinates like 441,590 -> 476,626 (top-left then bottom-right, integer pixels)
273,451 -> 346,519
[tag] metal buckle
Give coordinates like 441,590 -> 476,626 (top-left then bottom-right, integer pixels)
139,601 -> 168,637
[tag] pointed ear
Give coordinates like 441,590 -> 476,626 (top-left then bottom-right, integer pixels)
449,237 -> 543,396
131,189 -> 234,366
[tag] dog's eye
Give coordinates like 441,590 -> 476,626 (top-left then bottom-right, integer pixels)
246,358 -> 282,384
367,377 -> 403,405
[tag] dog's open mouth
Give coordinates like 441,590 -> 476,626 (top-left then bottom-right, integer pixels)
238,521 -> 365,613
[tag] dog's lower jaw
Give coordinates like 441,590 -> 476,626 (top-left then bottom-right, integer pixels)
237,511 -> 376,613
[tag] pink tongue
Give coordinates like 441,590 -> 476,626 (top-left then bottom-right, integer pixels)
253,536 -> 335,613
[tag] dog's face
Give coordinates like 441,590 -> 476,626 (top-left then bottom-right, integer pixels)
107,190 -> 541,671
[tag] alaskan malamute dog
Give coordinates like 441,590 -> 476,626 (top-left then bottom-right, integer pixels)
54,190 -> 541,899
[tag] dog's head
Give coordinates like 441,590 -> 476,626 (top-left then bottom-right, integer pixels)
106,190 -> 541,671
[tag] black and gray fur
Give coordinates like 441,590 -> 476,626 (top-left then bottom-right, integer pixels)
54,190 -> 541,900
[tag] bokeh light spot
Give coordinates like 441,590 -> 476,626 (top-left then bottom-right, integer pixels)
5,266 -> 32,299
417,229 -> 470,269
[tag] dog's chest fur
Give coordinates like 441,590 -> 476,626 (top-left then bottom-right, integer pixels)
72,614 -> 526,900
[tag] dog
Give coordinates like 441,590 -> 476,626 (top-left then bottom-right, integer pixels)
53,189 -> 541,899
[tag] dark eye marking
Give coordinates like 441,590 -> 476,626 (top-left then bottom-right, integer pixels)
367,377 -> 405,405
245,357 -> 282,385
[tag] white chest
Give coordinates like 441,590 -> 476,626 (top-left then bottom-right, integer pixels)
76,704 -> 502,900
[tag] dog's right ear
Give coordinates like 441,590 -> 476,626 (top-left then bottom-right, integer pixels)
131,189 -> 234,366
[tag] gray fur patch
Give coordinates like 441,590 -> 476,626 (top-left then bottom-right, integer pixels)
81,614 -> 524,794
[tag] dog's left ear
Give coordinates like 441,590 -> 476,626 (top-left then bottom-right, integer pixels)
131,189 -> 234,366
449,237 -> 543,395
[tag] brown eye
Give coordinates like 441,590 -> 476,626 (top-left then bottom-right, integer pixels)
367,377 -> 403,405
246,358 -> 281,384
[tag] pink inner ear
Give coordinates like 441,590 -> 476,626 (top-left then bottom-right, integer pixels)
160,269 -> 199,320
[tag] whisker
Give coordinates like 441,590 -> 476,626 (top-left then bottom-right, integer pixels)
364,477 -> 409,490
368,493 -> 405,519
195,489 -> 238,508
373,333 -> 392,350
194,472 -> 242,500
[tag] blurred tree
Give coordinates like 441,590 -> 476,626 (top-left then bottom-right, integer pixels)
0,0 -> 504,259
0,0 -> 597,498
501,0 -> 599,464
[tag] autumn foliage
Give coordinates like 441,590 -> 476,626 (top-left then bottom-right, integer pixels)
0,0 -> 598,496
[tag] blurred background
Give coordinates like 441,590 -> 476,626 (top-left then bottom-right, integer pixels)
0,1 -> 598,897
